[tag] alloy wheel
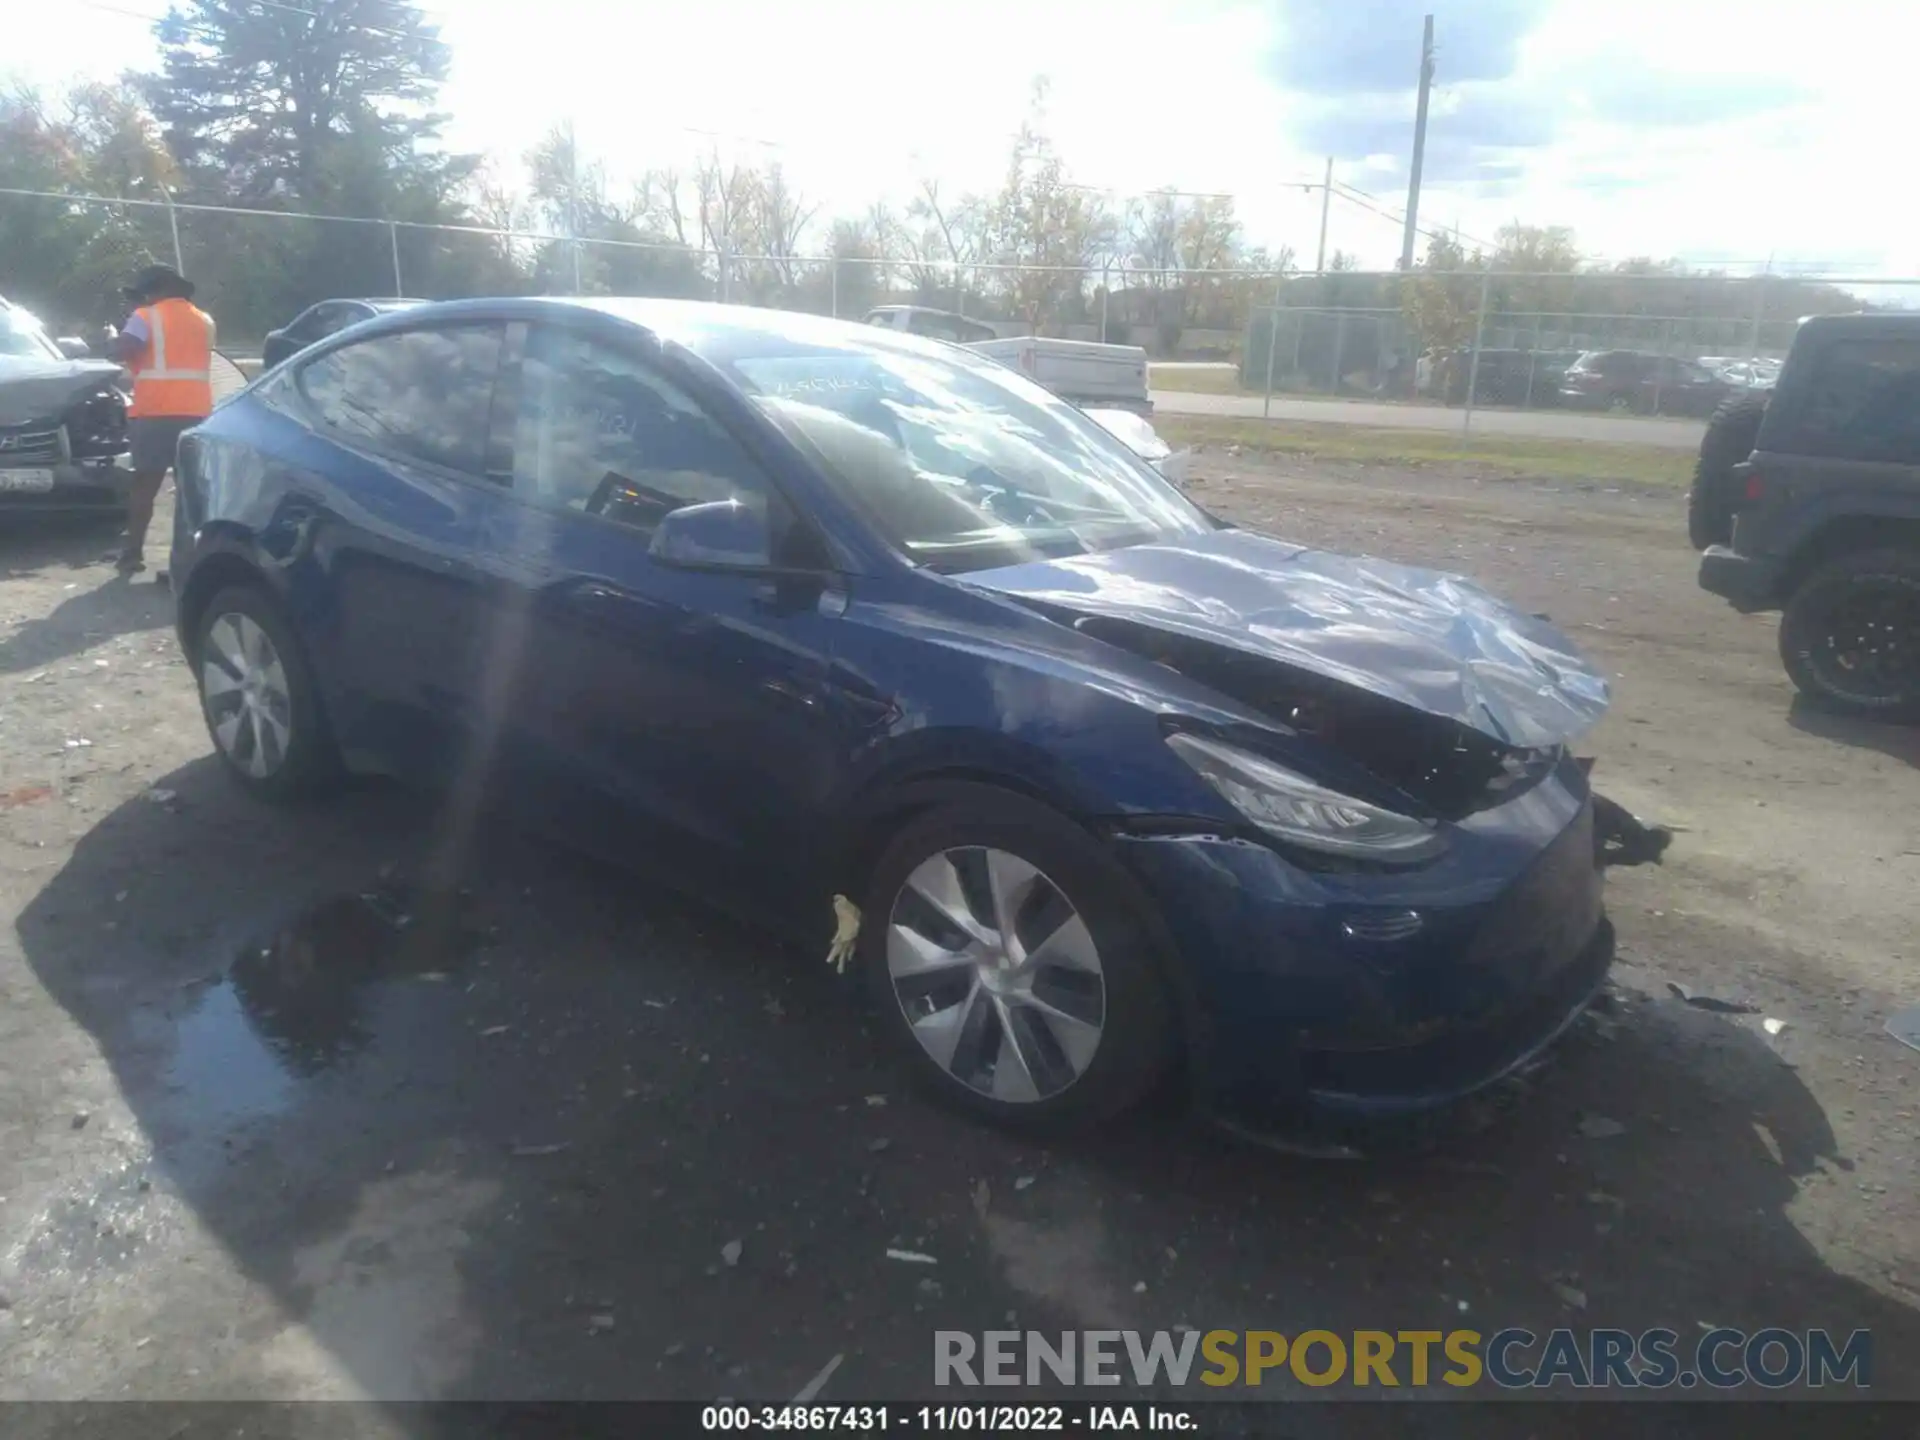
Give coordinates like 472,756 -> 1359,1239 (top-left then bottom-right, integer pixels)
201,612 -> 294,778
886,846 -> 1106,1104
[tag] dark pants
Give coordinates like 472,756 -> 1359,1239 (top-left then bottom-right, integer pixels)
122,415 -> 199,567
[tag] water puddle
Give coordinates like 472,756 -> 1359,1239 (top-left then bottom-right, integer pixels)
163,879 -> 484,1126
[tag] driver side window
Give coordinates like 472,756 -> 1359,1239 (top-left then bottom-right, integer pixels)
510,325 -> 770,537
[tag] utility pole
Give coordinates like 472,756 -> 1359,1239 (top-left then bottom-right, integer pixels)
1315,156 -> 1332,275
1399,13 -> 1435,271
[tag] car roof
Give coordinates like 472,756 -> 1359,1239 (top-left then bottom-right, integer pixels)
1793,312 -> 1920,341
342,296 -> 981,364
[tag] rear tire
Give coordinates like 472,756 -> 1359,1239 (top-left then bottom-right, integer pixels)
193,584 -> 339,802
859,789 -> 1174,1133
1690,392 -> 1768,550
1779,549 -> 1920,720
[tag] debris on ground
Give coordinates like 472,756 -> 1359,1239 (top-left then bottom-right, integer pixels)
971,1180 -> 991,1217
825,895 -> 862,973
864,1095 -> 887,1107
917,1278 -> 944,1300
886,1248 -> 938,1265
478,1025 -> 510,1038
721,1240 -> 743,1268
1887,1007 -> 1920,1054
1666,982 -> 1760,1015
792,1353 -> 844,1404
0,785 -> 54,810
867,1138 -> 892,1154
62,738 -> 92,750
587,1313 -> 616,1333
1551,1282 -> 1588,1310
1576,1114 -> 1627,1140
142,787 -> 177,804
1763,1017 -> 1788,1036
1590,789 -> 1673,867
71,1113 -> 89,1130
509,1143 -> 569,1157
1013,1175 -> 1036,1191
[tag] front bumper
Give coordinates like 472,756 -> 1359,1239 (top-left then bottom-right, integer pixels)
0,458 -> 130,513
1698,544 -> 1783,612
1114,768 -> 1613,1125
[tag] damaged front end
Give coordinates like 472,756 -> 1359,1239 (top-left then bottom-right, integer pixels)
0,361 -> 131,509
965,528 -> 1669,866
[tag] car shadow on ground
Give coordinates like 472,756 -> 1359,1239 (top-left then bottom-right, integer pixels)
1787,697 -> 1920,771
11,759 -> 1920,1433
0,568 -> 172,677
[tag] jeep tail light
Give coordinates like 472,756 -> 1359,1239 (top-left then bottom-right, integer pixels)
1744,470 -> 1765,503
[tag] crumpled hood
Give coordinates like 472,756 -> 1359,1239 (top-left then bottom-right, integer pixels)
963,527 -> 1611,747
0,357 -> 127,428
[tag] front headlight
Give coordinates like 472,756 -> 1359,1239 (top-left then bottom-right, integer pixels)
1167,732 -> 1442,861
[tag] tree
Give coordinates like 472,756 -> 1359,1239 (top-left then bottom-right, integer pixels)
986,78 -> 1117,330
1399,232 -> 1484,355
522,123 -> 703,299
136,0 -> 483,334
0,83 -> 180,326
143,0 -> 460,201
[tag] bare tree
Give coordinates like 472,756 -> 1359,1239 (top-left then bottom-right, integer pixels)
693,147 -> 757,261
750,162 -> 818,287
986,77 -> 1118,330
635,166 -> 692,246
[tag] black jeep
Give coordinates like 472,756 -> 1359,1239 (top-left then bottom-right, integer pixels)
1693,314 -> 1920,718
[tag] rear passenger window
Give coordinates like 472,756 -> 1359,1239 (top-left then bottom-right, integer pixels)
510,324 -> 770,536
299,325 -> 502,476
1795,340 -> 1920,464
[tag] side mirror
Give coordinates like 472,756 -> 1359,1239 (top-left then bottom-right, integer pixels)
647,498 -> 772,570
56,337 -> 91,359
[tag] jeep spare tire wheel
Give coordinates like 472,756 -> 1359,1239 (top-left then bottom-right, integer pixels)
1779,548 -> 1920,719
1690,392 -> 1768,550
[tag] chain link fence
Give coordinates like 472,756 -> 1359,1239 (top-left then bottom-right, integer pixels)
6,189 -> 1914,433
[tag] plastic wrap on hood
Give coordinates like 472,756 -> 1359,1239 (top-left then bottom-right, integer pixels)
963,527 -> 1610,748
0,357 -> 128,428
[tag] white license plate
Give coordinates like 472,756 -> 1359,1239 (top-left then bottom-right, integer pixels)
0,469 -> 56,493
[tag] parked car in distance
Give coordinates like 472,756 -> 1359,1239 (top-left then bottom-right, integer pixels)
172,297 -> 1640,1137
865,305 -> 1152,415
1559,350 -> 1732,417
1443,348 -> 1582,407
1695,313 -> 1920,718
1714,359 -> 1780,391
261,298 -> 425,371
0,296 -> 131,516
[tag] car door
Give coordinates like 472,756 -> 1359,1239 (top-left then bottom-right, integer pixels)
285,322 -> 506,787
469,318 -> 862,922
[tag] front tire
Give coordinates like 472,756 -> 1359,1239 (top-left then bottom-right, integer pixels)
1779,549 -> 1920,720
193,584 -> 338,801
860,790 -> 1174,1133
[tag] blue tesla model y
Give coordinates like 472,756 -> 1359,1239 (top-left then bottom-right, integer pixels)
171,298 -> 1645,1135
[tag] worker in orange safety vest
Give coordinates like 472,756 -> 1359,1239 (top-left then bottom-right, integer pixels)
113,264 -> 216,575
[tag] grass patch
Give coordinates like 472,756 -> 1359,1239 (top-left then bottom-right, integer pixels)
1155,415 -> 1693,488
1148,365 -> 1251,395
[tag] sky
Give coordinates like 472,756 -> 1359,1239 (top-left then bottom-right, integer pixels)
12,0 -> 1917,278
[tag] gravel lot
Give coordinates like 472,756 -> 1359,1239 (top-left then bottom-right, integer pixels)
1,454 -> 1916,1429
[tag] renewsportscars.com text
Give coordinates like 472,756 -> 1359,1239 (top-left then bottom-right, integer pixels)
934,1328 -> 1872,1390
